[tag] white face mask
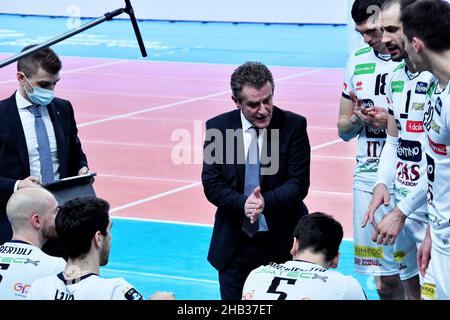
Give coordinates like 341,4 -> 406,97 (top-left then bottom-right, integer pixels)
22,74 -> 55,105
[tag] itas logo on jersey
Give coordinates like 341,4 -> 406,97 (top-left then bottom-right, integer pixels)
397,139 -> 422,162
356,81 -> 363,91
415,82 -> 428,95
428,136 -> 447,155
343,82 -> 348,91
406,120 -> 424,133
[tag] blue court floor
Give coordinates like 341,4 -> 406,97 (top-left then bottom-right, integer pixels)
0,14 -> 348,67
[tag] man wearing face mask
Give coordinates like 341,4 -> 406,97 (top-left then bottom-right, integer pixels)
0,45 -> 89,250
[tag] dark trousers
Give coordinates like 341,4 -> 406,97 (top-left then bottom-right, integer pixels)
218,231 -> 275,300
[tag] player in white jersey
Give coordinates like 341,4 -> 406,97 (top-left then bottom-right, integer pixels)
362,0 -> 431,300
337,0 -> 402,299
242,212 -> 366,300
27,197 -> 144,300
396,0 -> 450,299
0,188 -> 65,299
27,272 -> 143,300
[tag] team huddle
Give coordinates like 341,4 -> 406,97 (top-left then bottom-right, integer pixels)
338,0 -> 450,300
1,0 -> 450,301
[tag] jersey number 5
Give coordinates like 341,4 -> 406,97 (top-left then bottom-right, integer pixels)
267,276 -> 297,300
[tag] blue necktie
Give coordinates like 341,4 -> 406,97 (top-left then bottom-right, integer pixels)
243,127 -> 260,237
29,105 -> 54,184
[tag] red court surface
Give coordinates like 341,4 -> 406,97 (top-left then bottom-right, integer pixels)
0,55 -> 357,237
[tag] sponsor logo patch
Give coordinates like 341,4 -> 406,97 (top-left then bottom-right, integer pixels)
415,81 -> 428,94
355,47 -> 371,56
356,81 -> 363,91
406,120 -> 424,133
361,98 -> 374,108
411,102 -> 424,111
355,246 -> 383,259
421,283 -> 437,300
428,136 -> 447,155
431,120 -> 441,134
365,126 -> 386,138
354,63 -> 376,75
13,282 -> 31,296
397,139 -> 422,162
391,81 -> 404,93
393,251 -> 406,262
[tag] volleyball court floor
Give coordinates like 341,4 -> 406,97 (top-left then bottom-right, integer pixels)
0,16 -> 381,299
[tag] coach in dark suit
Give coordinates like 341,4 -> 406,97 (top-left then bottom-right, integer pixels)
202,62 -> 310,299
0,46 -> 88,249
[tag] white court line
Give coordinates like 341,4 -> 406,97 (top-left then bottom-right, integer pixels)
84,137 -> 344,152
78,90 -> 234,128
110,181 -> 202,213
84,140 -> 175,149
0,60 -> 129,85
84,140 -> 203,151
63,60 -> 130,74
102,268 -> 219,285
100,173 -> 197,184
312,154 -> 354,160
309,126 -> 341,131
310,190 -> 352,196
78,68 -> 323,128
311,138 -> 343,151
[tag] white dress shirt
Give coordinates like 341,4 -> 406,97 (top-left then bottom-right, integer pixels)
240,111 -> 268,232
14,90 -> 60,189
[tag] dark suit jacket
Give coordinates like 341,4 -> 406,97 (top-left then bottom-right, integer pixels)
202,106 -> 310,271
0,93 -> 88,241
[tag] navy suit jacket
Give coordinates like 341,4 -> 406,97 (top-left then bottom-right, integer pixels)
0,93 -> 88,224
202,106 -> 310,271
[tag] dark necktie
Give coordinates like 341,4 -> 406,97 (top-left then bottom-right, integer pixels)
242,127 -> 259,237
29,105 -> 54,184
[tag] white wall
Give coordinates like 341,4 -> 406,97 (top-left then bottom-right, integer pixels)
0,0 -> 348,24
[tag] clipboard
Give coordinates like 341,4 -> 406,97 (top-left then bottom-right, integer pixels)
43,172 -> 97,205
